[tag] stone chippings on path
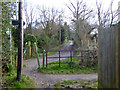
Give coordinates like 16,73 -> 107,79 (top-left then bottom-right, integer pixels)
23,59 -> 97,88
23,41 -> 98,88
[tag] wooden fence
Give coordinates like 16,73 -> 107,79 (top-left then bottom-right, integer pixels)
46,50 -> 74,67
98,26 -> 120,88
46,50 -> 97,68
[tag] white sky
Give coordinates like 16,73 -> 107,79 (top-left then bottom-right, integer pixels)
24,0 -> 120,24
25,0 -> 120,8
25,0 -> 120,10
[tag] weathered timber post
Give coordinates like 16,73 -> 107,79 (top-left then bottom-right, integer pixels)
59,51 -> 60,67
17,0 -> 23,81
46,51 -> 47,67
43,50 -> 45,68
28,41 -> 31,58
70,51 -> 72,62
34,42 -> 40,69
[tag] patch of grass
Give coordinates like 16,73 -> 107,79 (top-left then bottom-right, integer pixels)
39,57 -> 97,74
54,79 -> 98,89
47,45 -> 61,55
23,64 -> 26,68
2,70 -> 35,88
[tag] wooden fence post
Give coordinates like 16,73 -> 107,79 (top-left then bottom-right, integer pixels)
59,51 -> 60,67
46,51 -> 47,67
17,0 -> 23,81
70,51 -> 72,62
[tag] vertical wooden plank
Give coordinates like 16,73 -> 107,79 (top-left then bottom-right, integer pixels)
112,27 -> 116,88
103,29 -> 105,87
98,28 -> 102,88
115,24 -> 120,88
70,51 -> 72,62
118,25 -> 120,87
101,28 -> 105,87
107,28 -> 111,87
59,51 -> 60,67
105,29 -> 108,87
115,26 -> 119,88
46,51 -> 48,67
108,28 -> 112,88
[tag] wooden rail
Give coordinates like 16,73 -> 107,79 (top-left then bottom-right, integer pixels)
46,50 -> 97,68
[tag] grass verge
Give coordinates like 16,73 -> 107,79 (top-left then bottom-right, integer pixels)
39,57 -> 97,74
2,70 -> 35,88
47,45 -> 61,56
54,79 -> 98,89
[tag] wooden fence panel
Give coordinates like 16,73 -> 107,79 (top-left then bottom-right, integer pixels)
98,26 -> 120,88
119,26 -> 120,87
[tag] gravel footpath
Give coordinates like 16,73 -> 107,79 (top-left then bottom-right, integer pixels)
23,41 -> 98,88
23,58 -> 97,88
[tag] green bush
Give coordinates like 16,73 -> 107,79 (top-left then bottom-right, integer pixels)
36,32 -> 50,50
79,50 -> 98,67
68,61 -> 79,68
12,27 -> 18,48
6,63 -> 15,73
24,34 -> 37,44
49,35 -> 59,47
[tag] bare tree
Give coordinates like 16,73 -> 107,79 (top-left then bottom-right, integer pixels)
96,0 -> 119,28
24,1 -> 36,34
66,0 -> 93,49
37,6 -> 64,44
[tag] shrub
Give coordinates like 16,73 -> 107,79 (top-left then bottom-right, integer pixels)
49,35 -> 59,48
24,34 -> 37,44
36,32 -> 50,50
79,50 -> 98,67
68,62 -> 79,68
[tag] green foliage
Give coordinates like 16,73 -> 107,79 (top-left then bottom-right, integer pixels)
11,27 -> 18,48
89,33 -> 97,40
49,35 -> 59,46
36,32 -> 50,50
68,61 -> 79,68
1,2 -> 18,72
24,34 -> 37,44
2,61 -> 15,73
61,26 -> 66,44
2,71 -> 35,88
55,79 -> 98,89
8,75 -> 35,88
78,50 -> 98,67
6,63 -> 15,73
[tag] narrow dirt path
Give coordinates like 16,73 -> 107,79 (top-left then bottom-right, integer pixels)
23,40 -> 98,88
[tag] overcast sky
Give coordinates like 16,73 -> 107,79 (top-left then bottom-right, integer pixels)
24,0 -> 120,24
25,0 -> 120,10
